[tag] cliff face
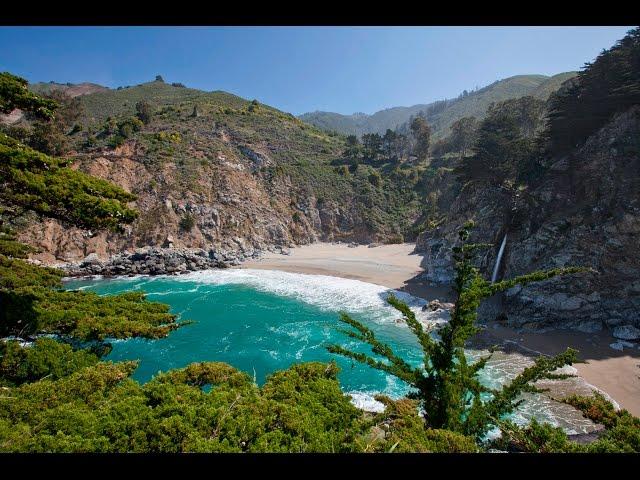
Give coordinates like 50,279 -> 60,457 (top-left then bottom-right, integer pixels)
16,81 -> 426,263
416,106 -> 640,332
18,140 -> 368,264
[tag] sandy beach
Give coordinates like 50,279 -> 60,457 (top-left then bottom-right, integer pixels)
240,242 -> 640,416
241,242 -> 425,289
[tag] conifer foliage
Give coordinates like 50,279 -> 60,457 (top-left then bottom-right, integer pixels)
547,27 -> 640,156
328,221 -> 586,440
0,73 -> 179,341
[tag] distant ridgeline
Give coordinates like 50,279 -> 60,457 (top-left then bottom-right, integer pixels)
298,72 -> 577,139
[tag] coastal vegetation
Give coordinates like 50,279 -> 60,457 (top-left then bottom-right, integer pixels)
1,26 -> 640,453
328,221 -> 586,442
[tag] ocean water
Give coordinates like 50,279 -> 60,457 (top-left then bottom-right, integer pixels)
64,268 -> 597,434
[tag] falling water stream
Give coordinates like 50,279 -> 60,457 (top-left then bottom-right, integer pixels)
491,234 -> 508,283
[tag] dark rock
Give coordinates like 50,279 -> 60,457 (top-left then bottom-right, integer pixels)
612,325 -> 640,341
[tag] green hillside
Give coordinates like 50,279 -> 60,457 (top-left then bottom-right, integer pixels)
531,71 -> 579,100
299,73 -> 577,139
424,74 -> 548,139
53,79 -> 426,243
30,81 -> 110,98
76,80 -> 250,124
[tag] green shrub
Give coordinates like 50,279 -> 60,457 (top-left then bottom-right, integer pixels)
109,134 -> 125,148
0,338 -> 100,387
368,171 -> 382,187
179,213 -> 195,232
336,165 -> 349,176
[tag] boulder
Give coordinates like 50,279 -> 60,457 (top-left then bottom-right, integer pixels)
164,235 -> 175,248
81,253 -> 101,265
612,325 -> 640,341
423,299 -> 455,311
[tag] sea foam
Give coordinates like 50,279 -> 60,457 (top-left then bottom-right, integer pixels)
171,268 -> 449,328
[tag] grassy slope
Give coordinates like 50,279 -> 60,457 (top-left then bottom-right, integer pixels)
531,72 -> 578,100
299,73 -> 576,139
67,81 -> 424,242
29,81 -> 110,98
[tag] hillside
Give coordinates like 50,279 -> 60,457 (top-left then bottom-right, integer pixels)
15,79 -> 426,263
29,81 -> 110,98
412,27 -> 640,334
299,73 -> 577,139
531,72 -> 578,100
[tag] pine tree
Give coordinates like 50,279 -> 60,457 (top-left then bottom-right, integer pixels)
547,27 -> 640,156
0,72 -> 179,341
327,220 -> 588,440
410,114 -> 431,164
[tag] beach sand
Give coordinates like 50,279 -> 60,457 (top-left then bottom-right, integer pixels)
241,242 -> 425,290
240,242 -> 640,416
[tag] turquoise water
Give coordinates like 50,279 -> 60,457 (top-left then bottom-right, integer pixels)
64,269 -> 438,407
63,269 -> 597,432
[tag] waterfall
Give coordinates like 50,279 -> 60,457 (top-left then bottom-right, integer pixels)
491,234 -> 507,283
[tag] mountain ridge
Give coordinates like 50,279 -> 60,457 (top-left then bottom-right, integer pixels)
299,72 -> 578,139
29,81 -> 111,97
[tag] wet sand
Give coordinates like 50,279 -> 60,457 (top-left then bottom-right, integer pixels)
239,242 -> 640,416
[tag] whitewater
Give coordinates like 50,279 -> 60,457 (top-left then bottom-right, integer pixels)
65,268 -> 600,435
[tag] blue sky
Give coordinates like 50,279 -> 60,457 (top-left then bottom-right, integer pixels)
0,26 -> 634,115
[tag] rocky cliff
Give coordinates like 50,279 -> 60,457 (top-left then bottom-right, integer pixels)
16,82 -> 418,265
18,138 -> 367,265
416,106 -> 640,333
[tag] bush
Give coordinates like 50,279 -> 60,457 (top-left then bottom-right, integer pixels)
179,213 -> 195,232
109,134 -> 126,148
368,171 -> 382,187
135,101 -> 153,125
248,99 -> 260,113
84,134 -> 97,148
0,338 -> 100,387
336,165 -> 349,176
117,117 -> 143,139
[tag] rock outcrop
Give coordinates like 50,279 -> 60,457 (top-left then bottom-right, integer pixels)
18,140 -> 369,265
61,245 -> 271,277
415,106 -> 640,332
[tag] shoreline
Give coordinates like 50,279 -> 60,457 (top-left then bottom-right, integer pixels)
240,242 -> 640,416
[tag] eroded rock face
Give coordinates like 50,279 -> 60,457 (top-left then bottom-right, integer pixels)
18,139 -> 375,266
415,106 -> 640,331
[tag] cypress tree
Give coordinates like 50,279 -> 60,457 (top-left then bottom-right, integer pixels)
327,220 -> 588,440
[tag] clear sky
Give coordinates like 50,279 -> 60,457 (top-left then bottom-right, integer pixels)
0,26 -> 634,115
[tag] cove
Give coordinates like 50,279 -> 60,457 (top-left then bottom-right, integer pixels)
63,268 -> 595,433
